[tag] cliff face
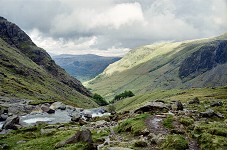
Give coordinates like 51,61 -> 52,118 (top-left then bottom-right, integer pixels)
179,40 -> 227,80
0,16 -> 91,97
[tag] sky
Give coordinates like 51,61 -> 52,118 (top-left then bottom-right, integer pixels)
0,0 -> 227,56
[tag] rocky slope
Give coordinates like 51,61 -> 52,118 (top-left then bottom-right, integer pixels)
0,16 -> 97,108
52,54 -> 121,82
85,34 -> 227,100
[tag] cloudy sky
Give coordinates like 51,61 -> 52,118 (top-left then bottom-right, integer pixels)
1,0 -> 227,56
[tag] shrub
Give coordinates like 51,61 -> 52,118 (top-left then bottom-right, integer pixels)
113,90 -> 135,102
92,93 -> 108,106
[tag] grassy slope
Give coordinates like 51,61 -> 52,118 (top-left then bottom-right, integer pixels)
114,86 -> 227,112
0,38 -> 98,108
85,34 -> 227,101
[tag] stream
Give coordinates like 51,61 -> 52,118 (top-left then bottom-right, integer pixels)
0,107 -> 110,130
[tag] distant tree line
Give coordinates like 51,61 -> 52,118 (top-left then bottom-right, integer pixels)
111,90 -> 135,103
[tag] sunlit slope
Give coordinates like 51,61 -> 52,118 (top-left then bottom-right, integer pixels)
86,34 -> 227,101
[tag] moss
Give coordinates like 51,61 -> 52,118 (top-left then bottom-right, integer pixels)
115,113 -> 149,136
163,115 -> 174,129
162,134 -> 189,150
179,116 -> 194,126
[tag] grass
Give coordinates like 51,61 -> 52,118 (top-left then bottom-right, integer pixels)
85,34 -> 227,101
0,123 -> 111,150
115,113 -> 149,136
163,115 -> 174,129
0,38 -> 98,108
161,134 -> 189,150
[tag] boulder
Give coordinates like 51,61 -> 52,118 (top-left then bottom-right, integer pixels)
176,101 -> 184,110
199,109 -> 215,118
2,115 -> 19,129
210,101 -> 223,107
41,104 -> 55,114
50,102 -> 66,110
55,129 -> 94,149
71,112 -> 81,122
189,97 -> 200,104
0,114 -> 8,121
134,102 -> 168,113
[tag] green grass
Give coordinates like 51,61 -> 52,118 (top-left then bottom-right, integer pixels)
163,115 -> 174,129
0,38 -> 97,108
85,34 -> 227,101
0,123 -> 111,150
161,134 -> 189,150
115,113 -> 149,136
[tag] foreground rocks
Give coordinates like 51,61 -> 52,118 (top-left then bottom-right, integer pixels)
2,115 -> 20,129
134,102 -> 168,113
55,129 -> 95,149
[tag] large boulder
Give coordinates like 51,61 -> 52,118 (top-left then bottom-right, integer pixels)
188,97 -> 200,104
2,115 -> 19,129
55,129 -> 94,149
50,102 -> 66,110
200,109 -> 224,118
134,102 -> 168,113
0,114 -> 8,121
41,104 -> 55,114
71,112 -> 81,122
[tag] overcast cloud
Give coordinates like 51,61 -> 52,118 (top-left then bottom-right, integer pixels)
0,0 -> 227,56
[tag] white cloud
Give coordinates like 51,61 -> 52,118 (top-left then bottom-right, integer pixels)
1,0 -> 226,56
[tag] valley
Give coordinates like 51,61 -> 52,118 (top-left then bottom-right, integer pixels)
0,13 -> 227,150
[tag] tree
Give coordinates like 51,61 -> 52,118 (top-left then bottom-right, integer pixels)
92,93 -> 108,106
113,90 -> 135,102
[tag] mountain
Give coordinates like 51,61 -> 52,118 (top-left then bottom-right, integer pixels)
52,54 -> 121,82
0,16 -> 97,108
85,33 -> 227,101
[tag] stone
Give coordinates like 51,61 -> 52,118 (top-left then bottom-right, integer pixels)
41,104 -> 55,114
210,101 -> 223,107
16,140 -> 26,144
55,129 -> 94,149
0,114 -> 8,121
40,128 -> 56,136
176,101 -> 184,110
71,112 -> 81,122
189,97 -> 200,104
134,102 -> 168,113
199,109 -> 215,118
50,102 -> 66,110
2,115 -> 19,129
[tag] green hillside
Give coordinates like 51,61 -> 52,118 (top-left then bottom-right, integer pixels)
0,17 -> 97,108
85,34 -> 227,101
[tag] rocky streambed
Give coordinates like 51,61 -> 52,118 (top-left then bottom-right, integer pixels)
0,97 -> 110,131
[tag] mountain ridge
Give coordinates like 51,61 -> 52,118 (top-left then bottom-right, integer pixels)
86,33 -> 227,101
0,16 -> 97,108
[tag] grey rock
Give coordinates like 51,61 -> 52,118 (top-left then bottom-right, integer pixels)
134,102 -> 168,113
189,97 -> 200,104
55,129 -> 94,149
0,114 -> 8,121
71,112 -> 81,122
199,109 -> 215,118
176,101 -> 184,110
16,140 -> 26,144
50,102 -> 66,110
210,101 -> 223,107
2,115 -> 19,129
41,104 -> 55,114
